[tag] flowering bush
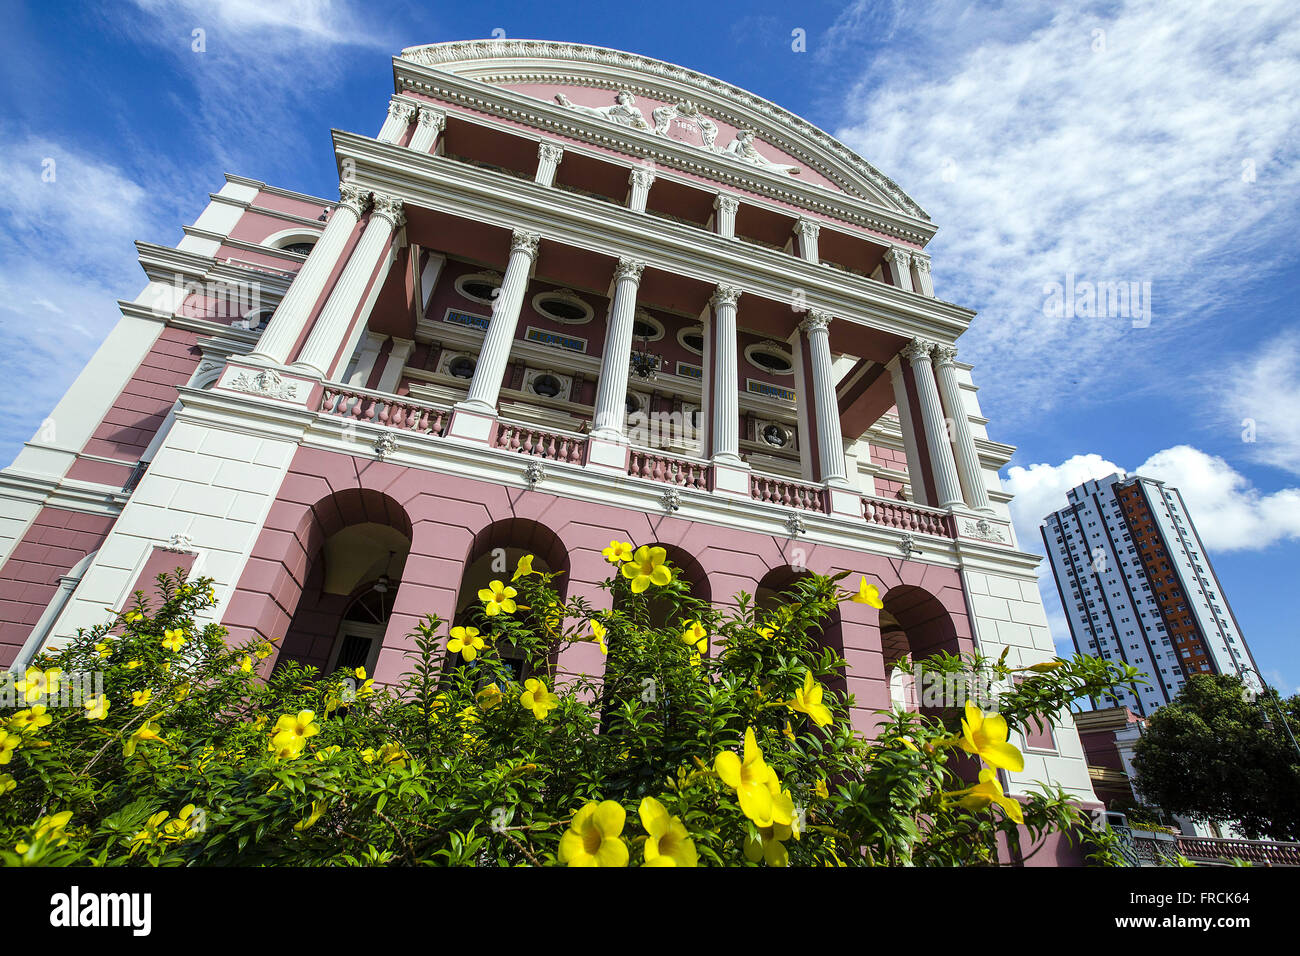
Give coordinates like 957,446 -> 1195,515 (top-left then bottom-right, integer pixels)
0,551 -> 1137,866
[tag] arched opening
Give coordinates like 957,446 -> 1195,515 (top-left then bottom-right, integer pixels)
755,566 -> 847,696
879,585 -> 962,717
450,518 -> 570,684
275,490 -> 413,677
611,542 -> 711,633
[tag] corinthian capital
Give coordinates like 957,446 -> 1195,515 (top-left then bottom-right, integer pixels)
902,337 -> 935,364
538,142 -> 564,164
615,257 -> 645,283
387,96 -> 417,123
799,309 -> 831,334
911,252 -> 932,273
931,344 -> 958,366
510,229 -> 541,259
795,218 -> 821,241
416,107 -> 446,132
711,283 -> 742,308
337,183 -> 369,216
714,194 -> 739,215
369,193 -> 406,229
629,166 -> 657,189
886,247 -> 912,267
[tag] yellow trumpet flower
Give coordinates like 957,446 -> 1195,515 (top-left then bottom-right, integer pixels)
850,577 -> 885,608
519,677 -> 560,719
447,626 -> 485,662
601,540 -> 635,564
639,796 -> 698,867
787,670 -> 833,728
558,800 -> 628,867
620,546 -> 672,593
957,701 -> 1025,772
478,580 -> 518,616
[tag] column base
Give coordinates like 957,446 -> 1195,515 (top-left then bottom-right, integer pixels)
826,485 -> 862,518
586,435 -> 630,474
711,457 -> 751,498
446,405 -> 497,444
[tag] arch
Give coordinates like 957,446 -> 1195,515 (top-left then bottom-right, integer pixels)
612,541 -> 711,631
879,584 -> 962,716
755,565 -> 847,697
262,227 -> 323,254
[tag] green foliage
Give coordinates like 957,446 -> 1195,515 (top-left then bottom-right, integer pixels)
1132,673 -> 1300,841
0,561 -> 1134,866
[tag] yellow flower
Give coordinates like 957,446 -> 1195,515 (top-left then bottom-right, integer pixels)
25,810 -> 73,852
94,641 -> 112,659
756,625 -> 776,640
132,689 -> 152,708
1024,659 -> 1066,673
126,660 -> 143,670
83,695 -> 109,721
161,628 -> 186,652
787,671 -> 833,728
714,727 -> 790,828
478,580 -> 518,616
162,805 -> 201,842
15,667 -> 60,703
476,683 -> 503,712
273,710 -> 320,746
447,626 -> 485,662
814,778 -> 829,800
589,617 -> 608,655
269,736 -> 305,761
123,721 -> 165,757
0,773 -> 15,796
122,610 -> 144,623
681,621 -> 707,658
239,656 -> 253,673
254,642 -> 274,660
620,546 -> 672,593
638,797 -> 697,867
9,706 -> 52,735
361,742 -> 408,767
519,678 -> 559,720
294,799 -> 328,832
850,576 -> 885,608
956,701 -> 1025,772
558,801 -> 628,867
511,554 -> 537,581
744,821 -> 797,867
950,767 -> 1025,825
173,682 -> 192,702
601,540 -> 635,564
0,732 -> 20,765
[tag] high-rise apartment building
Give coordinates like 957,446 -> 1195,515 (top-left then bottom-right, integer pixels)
1042,473 -> 1258,715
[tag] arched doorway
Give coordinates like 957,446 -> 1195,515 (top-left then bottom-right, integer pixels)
611,542 -> 711,633
755,566 -> 847,697
879,585 -> 962,717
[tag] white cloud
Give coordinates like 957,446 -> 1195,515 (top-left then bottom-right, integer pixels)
830,0 -> 1300,426
1224,329 -> 1300,476
129,0 -> 390,49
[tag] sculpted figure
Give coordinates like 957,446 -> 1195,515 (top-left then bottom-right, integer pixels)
723,129 -> 800,175
554,89 -> 650,130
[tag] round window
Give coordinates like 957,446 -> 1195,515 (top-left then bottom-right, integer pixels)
282,242 -> 315,256
531,374 -> 562,398
449,357 -> 476,379
625,394 -> 641,416
762,424 -> 789,448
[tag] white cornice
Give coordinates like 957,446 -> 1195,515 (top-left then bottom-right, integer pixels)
396,40 -> 930,232
222,173 -> 331,208
0,468 -> 129,517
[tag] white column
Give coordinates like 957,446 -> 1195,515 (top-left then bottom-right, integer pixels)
933,345 -> 992,511
887,248 -> 914,292
378,96 -> 416,144
291,194 -> 405,379
709,284 -> 742,463
346,331 -> 387,387
591,258 -> 645,440
904,338 -> 964,509
246,184 -> 367,366
459,229 -> 540,414
535,142 -> 564,186
628,167 -> 655,212
714,194 -> 738,238
801,310 -> 847,483
911,252 -> 935,297
886,357 -> 930,506
795,218 -> 821,263
376,338 -> 415,394
408,107 -> 446,153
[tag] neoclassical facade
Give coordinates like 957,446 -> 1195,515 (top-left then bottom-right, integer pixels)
0,40 -> 1096,812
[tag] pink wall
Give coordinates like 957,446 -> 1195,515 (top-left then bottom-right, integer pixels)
0,507 -> 116,667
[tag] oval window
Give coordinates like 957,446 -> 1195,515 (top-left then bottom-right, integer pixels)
678,327 -> 704,355
762,424 -> 789,448
463,280 -> 498,300
751,351 -> 792,373
534,292 -> 593,325
531,374 -> 562,398
282,242 -> 315,256
449,356 -> 476,379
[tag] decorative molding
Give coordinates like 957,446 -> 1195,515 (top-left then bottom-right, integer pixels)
387,96 -> 418,123
931,344 -> 958,366
523,459 -> 546,487
661,487 -> 682,513
799,310 -> 831,334
614,257 -> 646,283
374,432 -> 398,459
902,337 -> 935,364
416,107 -> 447,132
786,512 -> 807,536
337,183 -> 369,216
370,193 -> 406,229
911,253 -> 932,273
628,166 -> 657,189
163,532 -> 195,553
538,141 -> 564,163
959,516 -> 1008,544
221,367 -> 308,403
553,89 -> 650,129
714,194 -> 739,215
510,229 -> 541,258
899,533 -> 920,557
711,283 -> 742,308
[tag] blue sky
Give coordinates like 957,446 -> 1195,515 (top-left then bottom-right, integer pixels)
1,0 -> 1297,693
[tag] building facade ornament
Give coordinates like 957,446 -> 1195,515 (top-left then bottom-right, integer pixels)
799,310 -> 831,334
786,512 -> 807,536
661,487 -> 682,512
902,337 -> 935,364
711,283 -> 742,308
369,193 -> 406,229
651,100 -> 719,150
931,344 -> 958,366
226,367 -> 304,401
387,96 -> 417,123
163,532 -> 194,553
416,107 -> 446,132
337,183 -> 369,217
374,432 -> 398,459
553,89 -> 650,129
628,166 -> 657,189
899,533 -> 920,557
714,194 -> 739,215
523,460 -> 546,487
510,229 -> 541,259
959,517 -> 1007,543
538,142 -> 564,164
614,257 -> 646,283
723,129 -> 799,176
911,253 -> 932,273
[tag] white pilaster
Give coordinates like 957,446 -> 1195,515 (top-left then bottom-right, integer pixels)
376,338 -> 415,394
795,218 -> 821,263
886,248 -> 914,293
709,284 -> 743,465
290,194 -> 405,379
408,107 -> 446,154
911,251 -> 935,297
458,229 -> 540,415
714,194 -> 739,238
801,311 -> 847,484
536,142 -> 564,187
628,167 -> 655,212
904,338 -> 963,509
933,345 -> 993,511
246,184 -> 367,366
346,332 -> 388,387
591,258 -> 645,440
378,96 -> 416,144
885,357 -> 930,507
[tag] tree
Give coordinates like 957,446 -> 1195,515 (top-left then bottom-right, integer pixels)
0,550 -> 1136,866
1132,673 -> 1300,841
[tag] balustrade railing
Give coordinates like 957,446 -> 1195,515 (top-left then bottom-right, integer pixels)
862,495 -> 956,538
627,449 -> 710,489
750,474 -> 827,512
1176,836 -> 1300,867
317,386 -> 449,437
493,422 -> 588,464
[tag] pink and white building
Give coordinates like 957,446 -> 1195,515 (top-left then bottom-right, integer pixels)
0,40 -> 1097,814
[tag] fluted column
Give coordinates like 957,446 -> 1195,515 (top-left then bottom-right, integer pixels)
709,284 -> 742,463
886,248 -> 914,293
591,258 -> 645,440
378,96 -> 416,144
795,218 -> 821,262
801,310 -> 847,483
886,357 -> 930,506
535,142 -> 564,186
714,194 -> 738,238
911,252 -> 935,296
904,338 -> 964,509
460,229 -> 540,414
376,338 -> 415,394
932,345 -> 992,511
291,195 -> 405,379
408,107 -> 446,153
628,167 -> 655,212
246,184 -> 367,365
